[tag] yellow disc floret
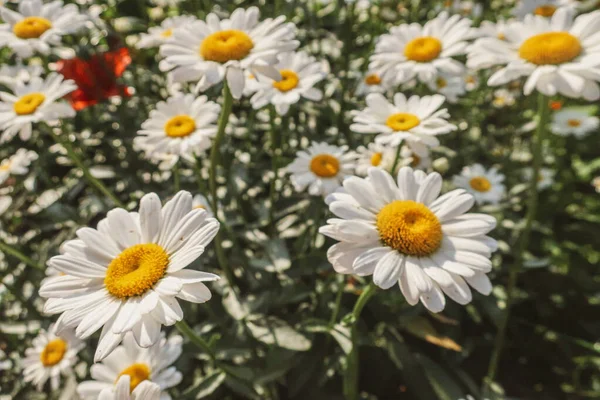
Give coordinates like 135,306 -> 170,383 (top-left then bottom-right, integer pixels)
370,152 -> 383,166
40,339 -> 67,367
365,74 -> 382,85
273,70 -> 300,92
200,30 -> 254,63
164,115 -> 196,138
534,5 -> 557,17
310,154 -> 340,178
376,200 -> 443,257
404,37 -> 443,62
14,93 -> 46,115
518,32 -> 581,65
117,363 -> 151,393
13,17 -> 52,39
386,113 -> 421,131
469,176 -> 492,192
104,244 -> 169,299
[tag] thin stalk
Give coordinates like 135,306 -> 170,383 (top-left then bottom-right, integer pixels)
173,164 -> 180,192
268,106 -> 280,233
390,144 -> 403,175
337,2 -> 356,148
484,93 -> 549,389
344,282 -> 377,400
175,320 -> 216,363
50,132 -> 124,208
328,275 -> 345,328
0,241 -> 44,270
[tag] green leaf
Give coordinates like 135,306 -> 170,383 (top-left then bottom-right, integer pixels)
246,315 -> 312,351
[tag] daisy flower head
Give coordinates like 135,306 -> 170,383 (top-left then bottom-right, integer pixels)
476,19 -> 511,41
442,0 -> 483,18
0,148 -> 37,184
77,333 -> 182,400
0,0 -> 87,58
350,93 -> 457,148
400,144 -> 432,170
248,51 -> 326,115
22,324 -> 84,391
492,88 -> 517,108
39,191 -> 221,362
523,167 -> 555,189
452,164 -> 506,205
160,7 -> 299,99
512,0 -> 578,20
355,142 -> 398,176
136,16 -> 197,49
356,72 -> 388,96
426,73 -> 467,103
369,12 -> 473,86
134,94 -> 220,165
0,64 -> 44,89
319,167 -> 497,312
550,107 -> 600,137
285,142 -> 356,197
467,9 -> 600,100
0,72 -> 76,143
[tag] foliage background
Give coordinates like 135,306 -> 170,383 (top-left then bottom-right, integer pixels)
1,0 -> 600,399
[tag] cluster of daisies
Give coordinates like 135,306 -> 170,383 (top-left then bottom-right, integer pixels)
0,0 -> 598,397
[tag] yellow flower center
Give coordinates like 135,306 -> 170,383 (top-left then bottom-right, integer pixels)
13,16 -> 52,39
534,5 -> 557,17
40,339 -> 67,367
310,154 -> 340,178
436,77 -> 447,88
117,363 -> 151,393
104,244 -> 169,299
0,162 -> 10,172
567,119 -> 581,127
410,154 -> 421,167
376,200 -> 443,257
518,32 -> 582,65
469,176 -> 492,192
161,28 -> 173,38
497,32 -> 506,40
164,115 -> 196,138
14,93 -> 46,115
370,152 -> 383,166
404,37 -> 442,62
273,69 -> 300,92
200,29 -> 254,63
365,74 -> 381,85
386,113 -> 421,131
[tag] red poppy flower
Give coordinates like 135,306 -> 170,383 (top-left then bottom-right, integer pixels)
57,48 -> 132,111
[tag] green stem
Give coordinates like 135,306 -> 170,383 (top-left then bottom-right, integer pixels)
173,164 -> 180,192
390,144 -> 403,175
0,240 -> 44,270
344,282 -> 377,400
268,106 -> 280,233
337,2 -> 356,148
175,320 -> 216,363
484,93 -> 549,389
329,275 -> 345,328
50,132 -> 124,208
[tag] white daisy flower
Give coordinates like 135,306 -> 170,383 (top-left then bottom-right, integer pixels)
523,167 -> 555,189
0,148 -> 38,184
464,70 -> 480,91
355,142 -> 398,176
136,16 -> 197,49
285,142 -> 356,197
22,324 -> 84,391
159,7 -> 299,99
400,144 -> 432,170
492,88 -> 517,108
0,72 -> 76,143
350,93 -> 457,148
0,195 -> 11,215
0,64 -> 44,89
442,0 -> 483,18
355,72 -> 387,96
426,73 -> 466,103
467,9 -> 600,100
0,0 -> 87,58
452,164 -> 506,205
39,190 -> 221,362
319,167 -> 497,312
192,193 -> 213,217
476,19 -> 512,40
134,94 -> 220,165
369,12 -> 473,85
77,333 -> 182,400
512,0 -> 577,19
89,376 -> 161,400
550,108 -> 600,137
248,51 -> 325,115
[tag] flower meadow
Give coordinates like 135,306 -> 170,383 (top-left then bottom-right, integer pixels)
1,0 -> 600,399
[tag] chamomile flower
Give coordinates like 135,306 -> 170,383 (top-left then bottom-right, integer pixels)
192,193 -> 213,217
89,376 -> 161,400
400,145 -> 432,170
160,7 -> 299,99
426,73 -> 466,103
355,143 -> 398,176
442,0 -> 483,18
0,64 -> 43,89
285,142 -> 356,196
248,51 -> 325,115
136,16 -> 197,49
22,324 -> 84,391
77,334 -> 182,400
477,19 -> 511,40
134,94 -> 220,165
492,89 -> 516,108
464,71 -> 480,91
0,0 -> 87,58
550,108 -> 600,137
319,167 -> 497,312
356,72 -> 387,96
39,191 -> 221,362
452,164 -> 506,205
369,12 -> 473,86
350,93 -> 457,148
512,0 -> 577,19
523,167 -> 555,189
0,148 -> 38,184
0,72 -> 76,143
467,9 -> 600,100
